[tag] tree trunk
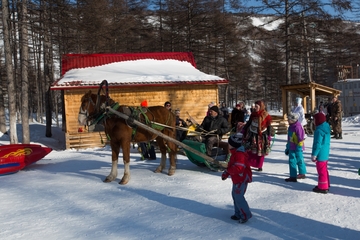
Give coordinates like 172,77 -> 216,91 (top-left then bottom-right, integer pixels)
2,0 -> 18,143
0,66 -> 6,133
285,0 -> 292,114
43,5 -> 53,138
19,0 -> 30,143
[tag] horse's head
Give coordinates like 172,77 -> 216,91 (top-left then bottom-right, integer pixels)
78,91 -> 98,126
78,91 -> 116,126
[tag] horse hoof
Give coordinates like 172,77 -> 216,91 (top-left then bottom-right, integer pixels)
168,169 -> 175,176
154,167 -> 163,173
103,178 -> 112,183
119,180 -> 128,185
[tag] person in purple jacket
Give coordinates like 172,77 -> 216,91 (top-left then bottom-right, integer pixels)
284,112 -> 307,182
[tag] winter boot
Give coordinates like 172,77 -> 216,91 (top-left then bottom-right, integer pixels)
297,174 -> 306,179
332,133 -> 338,139
285,177 -> 297,182
313,186 -> 328,194
336,133 -> 342,139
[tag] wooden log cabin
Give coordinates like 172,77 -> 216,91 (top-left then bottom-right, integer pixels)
50,52 -> 229,149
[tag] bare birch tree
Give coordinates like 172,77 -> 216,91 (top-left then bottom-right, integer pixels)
19,0 -> 30,143
1,0 -> 18,143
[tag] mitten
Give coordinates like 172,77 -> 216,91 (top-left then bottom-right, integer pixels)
221,171 -> 229,180
285,149 -> 289,156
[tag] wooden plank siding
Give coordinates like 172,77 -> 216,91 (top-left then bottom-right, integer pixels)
64,84 -> 219,149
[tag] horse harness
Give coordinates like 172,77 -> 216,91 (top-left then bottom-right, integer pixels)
83,98 -> 172,141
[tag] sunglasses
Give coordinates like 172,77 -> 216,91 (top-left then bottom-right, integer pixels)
166,104 -> 171,107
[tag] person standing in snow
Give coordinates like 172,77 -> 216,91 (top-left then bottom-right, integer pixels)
221,132 -> 252,224
292,97 -> 307,133
242,100 -> 272,172
220,102 -> 229,121
230,102 -> 247,131
311,112 -> 331,194
330,96 -> 343,139
138,100 -> 156,160
284,112 -> 307,182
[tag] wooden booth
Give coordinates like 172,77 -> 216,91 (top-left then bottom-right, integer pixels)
280,82 -> 341,117
51,52 -> 228,149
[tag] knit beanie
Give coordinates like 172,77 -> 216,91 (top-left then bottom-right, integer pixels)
314,112 -> 326,126
255,100 -> 262,106
287,112 -> 299,123
209,106 -> 219,114
228,133 -> 243,149
255,100 -> 265,110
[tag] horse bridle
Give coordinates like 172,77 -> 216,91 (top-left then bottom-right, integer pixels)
79,95 -> 99,126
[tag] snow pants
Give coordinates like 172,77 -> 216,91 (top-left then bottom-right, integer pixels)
139,142 -> 156,159
232,182 -> 252,221
316,160 -> 330,190
288,150 -> 307,178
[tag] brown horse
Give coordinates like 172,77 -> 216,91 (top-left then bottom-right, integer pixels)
78,91 -> 177,185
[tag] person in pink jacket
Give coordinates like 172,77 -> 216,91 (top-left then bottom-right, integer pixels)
221,132 -> 253,224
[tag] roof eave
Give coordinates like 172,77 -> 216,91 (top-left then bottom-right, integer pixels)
50,80 -> 229,91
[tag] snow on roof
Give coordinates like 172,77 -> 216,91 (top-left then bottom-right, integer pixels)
51,59 -> 227,90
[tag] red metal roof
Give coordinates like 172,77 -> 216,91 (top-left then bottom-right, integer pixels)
61,52 -> 197,76
51,52 -> 229,90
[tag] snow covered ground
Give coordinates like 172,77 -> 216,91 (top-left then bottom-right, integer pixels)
1,115 -> 359,240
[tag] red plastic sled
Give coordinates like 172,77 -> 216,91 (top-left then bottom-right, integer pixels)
0,144 -> 52,175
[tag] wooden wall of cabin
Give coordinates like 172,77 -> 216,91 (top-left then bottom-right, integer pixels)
62,84 -> 220,149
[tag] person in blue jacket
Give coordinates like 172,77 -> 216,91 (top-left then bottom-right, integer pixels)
284,112 -> 307,182
311,112 -> 331,194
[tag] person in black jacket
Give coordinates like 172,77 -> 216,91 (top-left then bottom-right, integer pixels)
175,109 -> 187,142
197,105 -> 231,156
220,102 -> 229,121
231,102 -> 247,130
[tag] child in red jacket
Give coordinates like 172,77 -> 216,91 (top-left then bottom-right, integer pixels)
222,133 -> 253,223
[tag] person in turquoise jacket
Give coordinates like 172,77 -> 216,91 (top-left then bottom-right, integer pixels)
284,112 -> 307,182
311,112 -> 331,194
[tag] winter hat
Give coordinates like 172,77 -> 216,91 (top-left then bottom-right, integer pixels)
314,112 -> 326,126
287,112 -> 299,123
209,106 -> 219,114
228,133 -> 243,149
255,100 -> 265,110
296,97 -> 302,105
141,100 -> 148,107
